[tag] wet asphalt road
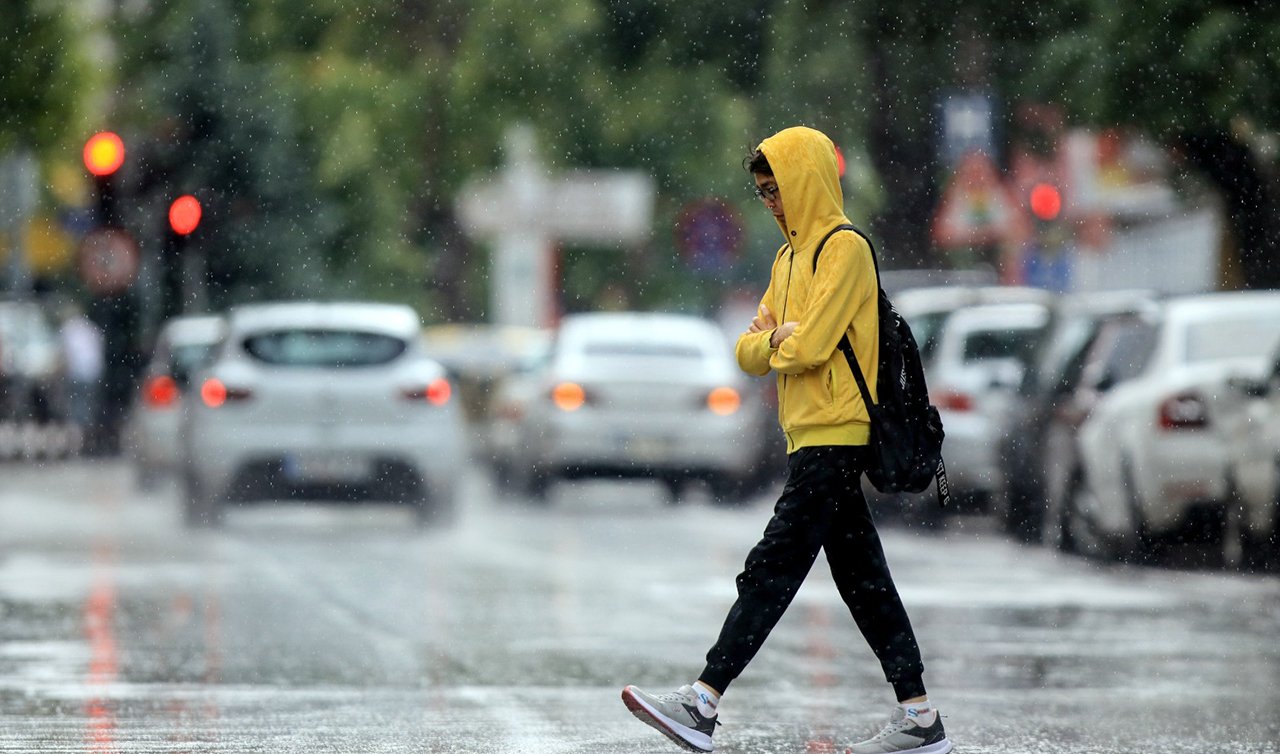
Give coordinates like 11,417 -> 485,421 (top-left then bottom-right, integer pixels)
2,458 -> 1280,753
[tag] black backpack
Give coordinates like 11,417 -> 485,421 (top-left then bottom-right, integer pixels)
812,224 -> 950,507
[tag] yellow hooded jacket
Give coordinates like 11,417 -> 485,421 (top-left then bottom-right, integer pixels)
734,127 -> 879,453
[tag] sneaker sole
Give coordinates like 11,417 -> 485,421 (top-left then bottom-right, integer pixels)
621,686 -> 714,753
851,738 -> 953,754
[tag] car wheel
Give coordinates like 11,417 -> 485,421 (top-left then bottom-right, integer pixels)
136,464 -> 162,493
183,472 -> 223,529
708,474 -> 750,507
1113,457 -> 1155,565
900,492 -> 945,532
521,467 -> 552,504
1220,483 -> 1253,571
1047,468 -> 1078,554
1002,482 -> 1043,544
1064,467 -> 1109,558
413,483 -> 456,528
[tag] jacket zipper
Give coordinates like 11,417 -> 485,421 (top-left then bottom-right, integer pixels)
778,245 -> 795,429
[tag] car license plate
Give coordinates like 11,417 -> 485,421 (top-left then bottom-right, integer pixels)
628,436 -> 670,462
284,453 -> 370,482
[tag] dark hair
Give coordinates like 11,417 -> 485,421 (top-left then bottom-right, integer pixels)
744,149 -> 772,176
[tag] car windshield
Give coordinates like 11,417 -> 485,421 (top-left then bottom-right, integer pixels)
1184,317 -> 1280,364
1086,318 -> 1158,387
242,329 -> 407,367
907,311 -> 949,363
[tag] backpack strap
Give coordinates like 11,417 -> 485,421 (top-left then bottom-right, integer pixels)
811,224 -> 878,410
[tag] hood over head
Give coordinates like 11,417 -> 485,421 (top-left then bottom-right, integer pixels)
756,127 -> 849,251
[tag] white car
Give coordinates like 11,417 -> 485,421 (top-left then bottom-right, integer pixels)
489,312 -> 773,504
0,299 -> 61,423
1218,340 -> 1280,570
122,314 -> 225,489
925,302 -> 1051,510
1070,292 -> 1280,562
895,285 -> 1055,367
181,302 -> 465,527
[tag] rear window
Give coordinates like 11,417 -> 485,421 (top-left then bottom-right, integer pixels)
1184,317 -> 1280,364
962,328 -> 1041,363
582,341 -> 705,360
242,329 -> 407,367
170,343 -> 219,385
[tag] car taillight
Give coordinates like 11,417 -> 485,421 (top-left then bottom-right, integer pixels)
706,386 -> 741,416
933,389 -> 974,412
551,381 -> 587,412
143,375 -> 180,408
200,378 -> 252,408
402,378 -> 452,406
1159,391 -> 1208,430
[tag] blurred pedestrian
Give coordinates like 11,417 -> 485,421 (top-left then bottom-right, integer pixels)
58,303 -> 104,451
622,127 -> 952,754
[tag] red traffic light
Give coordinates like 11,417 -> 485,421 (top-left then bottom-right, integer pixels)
83,132 -> 125,177
834,145 -> 847,177
169,195 -> 202,235
1029,183 -> 1062,220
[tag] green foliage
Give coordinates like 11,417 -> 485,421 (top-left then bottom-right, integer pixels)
1015,1 -> 1280,136
24,0 -> 1278,315
0,1 -> 98,155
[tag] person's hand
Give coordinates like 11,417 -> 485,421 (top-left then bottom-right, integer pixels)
770,321 -> 799,348
748,305 -> 777,334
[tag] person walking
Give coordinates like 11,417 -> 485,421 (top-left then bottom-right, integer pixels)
58,303 -> 105,452
621,127 -> 952,754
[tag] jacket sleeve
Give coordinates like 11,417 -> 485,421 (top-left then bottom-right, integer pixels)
734,271 -> 780,377
769,234 -> 875,375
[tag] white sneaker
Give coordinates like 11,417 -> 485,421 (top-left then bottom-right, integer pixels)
621,684 -> 719,752
846,706 -> 953,754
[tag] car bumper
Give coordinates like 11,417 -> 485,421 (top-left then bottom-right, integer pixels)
1136,432 -> 1229,534
532,409 -> 762,477
938,410 -> 999,497
188,420 -> 465,499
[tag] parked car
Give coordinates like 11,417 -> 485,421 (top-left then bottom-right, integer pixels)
895,285 -> 1055,368
924,301 -> 1051,512
489,311 -> 773,504
1068,292 -> 1280,563
121,314 -> 225,490
180,302 -> 465,527
1217,338 -> 1280,570
994,290 -> 1157,542
0,299 -> 61,423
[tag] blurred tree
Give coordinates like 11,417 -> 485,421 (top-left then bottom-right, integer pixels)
116,0 -> 340,311
1016,0 -> 1280,288
0,1 -> 97,156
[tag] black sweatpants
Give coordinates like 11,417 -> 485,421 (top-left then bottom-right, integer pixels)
699,445 -> 927,701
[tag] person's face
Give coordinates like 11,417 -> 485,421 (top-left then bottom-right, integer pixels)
754,173 -> 783,221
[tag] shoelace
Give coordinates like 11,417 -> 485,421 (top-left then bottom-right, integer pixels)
654,688 -> 721,726
865,714 -> 913,741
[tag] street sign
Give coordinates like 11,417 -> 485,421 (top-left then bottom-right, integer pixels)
78,227 -> 140,295
933,152 -> 1026,249
455,125 -> 655,328
675,198 -> 743,273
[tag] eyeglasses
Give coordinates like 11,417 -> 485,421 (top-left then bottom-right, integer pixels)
752,184 -> 780,201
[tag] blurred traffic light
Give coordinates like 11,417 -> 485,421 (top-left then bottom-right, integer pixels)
83,132 -> 125,177
1029,182 -> 1062,221
168,195 -> 202,235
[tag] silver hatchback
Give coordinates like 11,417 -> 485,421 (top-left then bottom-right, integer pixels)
490,312 -> 773,504
181,302 -> 466,527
